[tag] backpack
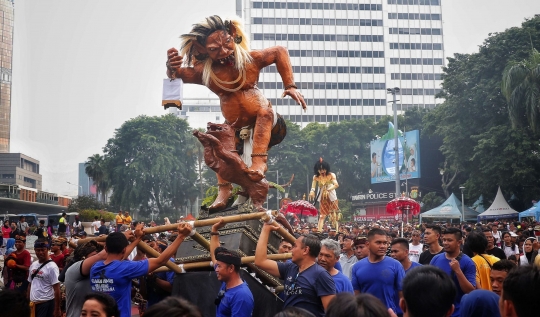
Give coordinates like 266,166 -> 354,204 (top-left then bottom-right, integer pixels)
35,227 -> 47,238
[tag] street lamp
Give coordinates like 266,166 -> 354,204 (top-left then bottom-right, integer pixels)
387,87 -> 401,199
459,186 -> 465,223
67,182 -> 83,196
266,170 -> 279,210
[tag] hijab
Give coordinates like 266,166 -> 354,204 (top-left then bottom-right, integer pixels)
460,290 -> 501,317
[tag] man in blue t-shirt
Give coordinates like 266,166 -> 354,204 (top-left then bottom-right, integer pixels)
210,219 -> 254,317
318,239 -> 353,293
255,222 -> 336,317
351,228 -> 405,314
90,222 -> 193,317
430,227 -> 476,317
389,238 -> 422,274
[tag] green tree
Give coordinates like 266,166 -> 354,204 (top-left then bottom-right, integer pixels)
423,16 -> 540,205
103,115 -> 198,215
68,195 -> 107,213
420,192 -> 445,213
85,154 -> 106,202
502,48 -> 540,133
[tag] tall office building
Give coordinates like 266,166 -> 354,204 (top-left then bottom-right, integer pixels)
0,0 -> 14,152
239,0 -> 444,125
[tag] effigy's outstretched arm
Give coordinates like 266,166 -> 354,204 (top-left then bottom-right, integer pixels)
252,46 -> 307,110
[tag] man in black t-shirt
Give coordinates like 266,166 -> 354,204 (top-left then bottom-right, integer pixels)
419,224 -> 444,265
483,228 -> 506,259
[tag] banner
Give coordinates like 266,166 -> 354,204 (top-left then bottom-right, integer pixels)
370,129 -> 421,184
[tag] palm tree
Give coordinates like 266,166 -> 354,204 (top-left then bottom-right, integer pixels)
85,154 -> 105,202
501,48 -> 540,133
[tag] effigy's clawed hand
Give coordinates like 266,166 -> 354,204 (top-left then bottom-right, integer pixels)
166,48 -> 184,74
282,88 -> 307,112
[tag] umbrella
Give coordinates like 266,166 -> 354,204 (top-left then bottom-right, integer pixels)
386,195 -> 421,238
285,200 -> 319,219
386,196 -> 421,216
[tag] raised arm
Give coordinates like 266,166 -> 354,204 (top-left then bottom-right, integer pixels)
252,46 -> 306,110
81,249 -> 107,276
254,223 -> 281,277
166,48 -> 204,84
146,222 -> 192,272
210,218 -> 226,264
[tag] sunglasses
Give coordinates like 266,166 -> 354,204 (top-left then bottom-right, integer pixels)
214,289 -> 226,305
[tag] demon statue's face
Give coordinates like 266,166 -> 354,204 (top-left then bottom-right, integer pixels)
205,30 -> 236,66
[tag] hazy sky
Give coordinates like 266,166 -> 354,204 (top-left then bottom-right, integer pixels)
9,0 -> 540,196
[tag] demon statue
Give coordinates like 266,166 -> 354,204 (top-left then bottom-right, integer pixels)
166,16 -> 306,211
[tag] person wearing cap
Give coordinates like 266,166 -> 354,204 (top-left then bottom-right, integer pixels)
354,236 -> 369,261
210,218 -> 254,317
328,228 -> 338,241
27,238 -> 61,317
256,222 -> 336,317
6,235 -> 31,294
90,222 -> 192,317
338,235 -> 357,279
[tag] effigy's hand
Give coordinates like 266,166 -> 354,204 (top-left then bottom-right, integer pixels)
166,48 -> 183,77
308,191 -> 315,201
282,88 -> 307,112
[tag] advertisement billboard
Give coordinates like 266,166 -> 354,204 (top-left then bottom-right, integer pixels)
370,128 -> 420,184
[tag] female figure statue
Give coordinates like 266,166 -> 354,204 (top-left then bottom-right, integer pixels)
308,158 -> 340,232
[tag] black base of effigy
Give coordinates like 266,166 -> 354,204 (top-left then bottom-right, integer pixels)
172,270 -> 283,317
173,202 -> 285,298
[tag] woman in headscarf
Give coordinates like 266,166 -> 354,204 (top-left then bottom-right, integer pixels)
4,237 -> 15,256
459,290 -> 501,317
519,237 -> 537,266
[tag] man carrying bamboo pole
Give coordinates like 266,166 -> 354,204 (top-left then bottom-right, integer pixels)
255,223 -> 336,317
210,219 -> 254,317
90,222 -> 193,317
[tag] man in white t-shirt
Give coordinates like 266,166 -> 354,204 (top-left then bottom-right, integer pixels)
408,230 -> 423,263
491,224 -> 502,247
27,238 -> 61,317
91,216 -> 101,235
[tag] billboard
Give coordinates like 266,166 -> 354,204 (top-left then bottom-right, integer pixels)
370,127 -> 420,184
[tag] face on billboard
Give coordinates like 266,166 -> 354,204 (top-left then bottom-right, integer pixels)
370,129 -> 420,184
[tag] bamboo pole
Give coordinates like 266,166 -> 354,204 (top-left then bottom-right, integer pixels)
270,220 -> 296,244
153,253 -> 292,273
191,232 -> 211,250
143,211 -> 276,234
137,241 -> 184,274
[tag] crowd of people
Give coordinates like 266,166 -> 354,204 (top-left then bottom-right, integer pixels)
0,215 -> 539,317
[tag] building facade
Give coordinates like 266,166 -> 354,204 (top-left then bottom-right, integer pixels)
0,0 -> 13,152
0,152 -> 42,190
239,0 -> 444,125
168,98 -> 222,129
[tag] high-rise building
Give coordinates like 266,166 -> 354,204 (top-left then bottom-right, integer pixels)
0,0 -> 13,152
239,0 -> 444,125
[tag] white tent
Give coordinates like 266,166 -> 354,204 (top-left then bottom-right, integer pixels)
477,187 -> 519,221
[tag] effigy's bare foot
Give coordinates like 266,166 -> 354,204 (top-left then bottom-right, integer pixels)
209,184 -> 233,212
247,168 -> 265,182
247,157 -> 267,182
